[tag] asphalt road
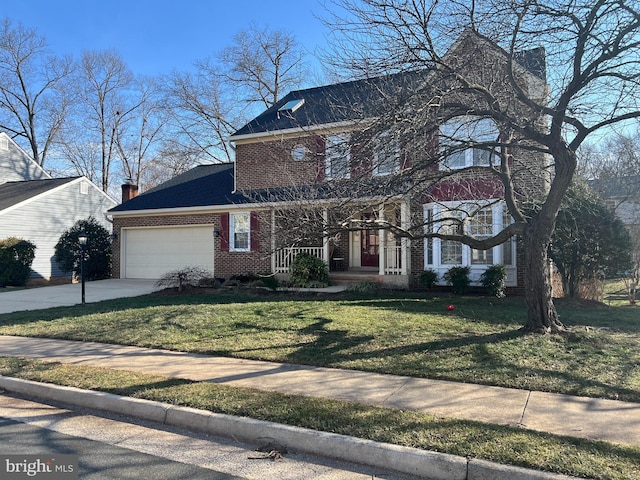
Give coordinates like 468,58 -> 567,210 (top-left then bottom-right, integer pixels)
0,393 -> 415,480
0,417 -> 240,479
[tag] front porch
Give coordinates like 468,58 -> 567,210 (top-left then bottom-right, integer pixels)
270,202 -> 411,288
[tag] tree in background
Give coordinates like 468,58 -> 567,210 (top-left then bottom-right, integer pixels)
166,24 -> 309,164
0,18 -> 73,167
219,23 -> 307,109
579,127 -> 640,282
319,0 -> 640,333
550,179 -> 633,299
54,217 -> 112,281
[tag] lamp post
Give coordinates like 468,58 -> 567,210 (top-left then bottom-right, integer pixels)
78,231 -> 88,305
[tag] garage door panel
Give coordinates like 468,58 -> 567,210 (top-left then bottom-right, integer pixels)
123,227 -> 214,279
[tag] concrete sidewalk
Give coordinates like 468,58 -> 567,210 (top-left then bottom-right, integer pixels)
0,335 -> 638,449
0,279 -> 159,314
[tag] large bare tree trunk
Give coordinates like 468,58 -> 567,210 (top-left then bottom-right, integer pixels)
523,224 -> 566,333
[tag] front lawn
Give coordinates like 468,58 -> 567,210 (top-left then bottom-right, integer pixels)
0,288 -> 638,402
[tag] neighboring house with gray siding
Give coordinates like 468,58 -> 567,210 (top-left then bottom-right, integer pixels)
0,132 -> 50,183
0,133 -> 116,282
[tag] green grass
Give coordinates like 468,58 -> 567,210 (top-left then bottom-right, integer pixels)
0,356 -> 638,480
0,288 -> 638,402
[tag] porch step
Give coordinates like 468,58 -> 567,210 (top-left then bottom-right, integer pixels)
329,272 -> 384,286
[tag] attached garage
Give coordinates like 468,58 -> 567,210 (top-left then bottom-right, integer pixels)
121,226 -> 214,279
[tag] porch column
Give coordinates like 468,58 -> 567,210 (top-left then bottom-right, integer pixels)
401,200 -> 410,275
323,207 -> 330,264
271,209 -> 276,273
379,204 -> 386,276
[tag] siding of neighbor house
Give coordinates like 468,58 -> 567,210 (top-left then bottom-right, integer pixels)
0,132 -> 50,184
0,178 -> 116,279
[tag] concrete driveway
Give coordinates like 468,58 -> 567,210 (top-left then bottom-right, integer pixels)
0,279 -> 159,314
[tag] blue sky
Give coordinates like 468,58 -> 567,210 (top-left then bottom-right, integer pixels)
9,0 -> 328,76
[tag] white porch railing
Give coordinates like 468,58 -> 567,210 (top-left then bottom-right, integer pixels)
274,246 -> 325,274
383,245 -> 403,275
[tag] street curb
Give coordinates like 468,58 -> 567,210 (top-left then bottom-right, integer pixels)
0,376 -> 584,480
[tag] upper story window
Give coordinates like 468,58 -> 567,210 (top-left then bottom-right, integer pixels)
325,134 -> 350,179
230,212 -> 250,251
374,130 -> 400,176
440,117 -> 500,170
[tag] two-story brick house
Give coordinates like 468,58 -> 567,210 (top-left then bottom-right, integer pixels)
110,31 -> 548,289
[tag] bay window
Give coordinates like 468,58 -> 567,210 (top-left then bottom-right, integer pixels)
424,201 -> 517,285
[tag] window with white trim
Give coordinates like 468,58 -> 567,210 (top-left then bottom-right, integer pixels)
440,117 -> 499,170
424,201 -> 516,271
325,134 -> 350,179
374,130 -> 400,176
230,212 -> 250,251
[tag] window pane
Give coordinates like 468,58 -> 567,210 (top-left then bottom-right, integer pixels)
470,208 -> 493,236
502,240 -> 513,265
375,133 -> 399,175
443,151 -> 466,169
326,135 -> 350,179
440,116 -> 499,170
471,248 -> 493,264
231,213 -> 250,250
473,148 -> 493,166
441,240 -> 462,264
234,232 -> 249,250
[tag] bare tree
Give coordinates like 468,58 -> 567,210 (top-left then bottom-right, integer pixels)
581,127 -> 640,286
165,24 -> 309,164
165,68 -> 238,163
0,18 -> 73,167
220,23 -> 307,109
114,76 -> 168,187
59,50 -> 165,195
317,0 -> 640,333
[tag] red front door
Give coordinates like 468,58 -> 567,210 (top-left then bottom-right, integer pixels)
361,214 -> 379,267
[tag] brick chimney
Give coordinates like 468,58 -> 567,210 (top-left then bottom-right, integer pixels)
121,179 -> 139,203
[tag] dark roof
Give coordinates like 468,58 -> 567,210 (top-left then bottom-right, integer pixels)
0,177 -> 78,211
109,163 -> 251,212
231,70 -> 428,137
231,40 -> 546,139
514,47 -> 546,82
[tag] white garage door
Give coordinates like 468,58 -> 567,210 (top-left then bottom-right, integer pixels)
123,226 -> 214,279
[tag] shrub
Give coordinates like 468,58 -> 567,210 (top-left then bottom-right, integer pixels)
54,217 -> 112,281
289,252 -> 329,287
155,266 -> 215,291
0,237 -> 36,286
443,266 -> 471,294
259,275 -> 280,291
419,269 -> 439,289
480,264 -> 507,298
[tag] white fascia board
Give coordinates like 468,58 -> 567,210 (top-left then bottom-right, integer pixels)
109,202 -> 269,217
228,120 -> 371,144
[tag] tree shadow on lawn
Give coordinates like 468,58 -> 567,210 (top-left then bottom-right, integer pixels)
270,325 -> 640,402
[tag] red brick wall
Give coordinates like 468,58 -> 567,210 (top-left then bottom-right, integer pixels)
235,136 -> 324,191
112,211 -> 272,280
